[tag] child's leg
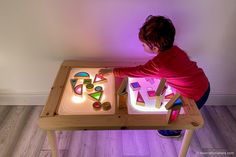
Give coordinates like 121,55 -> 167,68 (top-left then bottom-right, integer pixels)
157,84 -> 210,138
196,84 -> 210,109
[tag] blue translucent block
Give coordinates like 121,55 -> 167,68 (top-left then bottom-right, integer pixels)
131,82 -> 141,88
173,98 -> 183,107
95,86 -> 103,91
74,72 -> 90,77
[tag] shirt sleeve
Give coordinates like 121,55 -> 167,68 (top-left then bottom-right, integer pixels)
113,59 -> 160,78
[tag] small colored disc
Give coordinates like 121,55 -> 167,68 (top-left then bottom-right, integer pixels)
102,102 -> 111,111
86,84 -> 94,89
95,86 -> 103,91
93,102 -> 102,111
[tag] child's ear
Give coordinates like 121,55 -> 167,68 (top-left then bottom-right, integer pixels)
153,47 -> 159,53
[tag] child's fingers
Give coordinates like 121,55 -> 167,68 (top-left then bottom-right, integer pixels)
99,69 -> 108,74
98,69 -> 105,74
99,68 -> 112,75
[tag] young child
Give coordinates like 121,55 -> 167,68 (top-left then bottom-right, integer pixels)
99,15 -> 210,138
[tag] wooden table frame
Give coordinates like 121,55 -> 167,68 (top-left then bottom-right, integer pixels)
38,60 -> 204,157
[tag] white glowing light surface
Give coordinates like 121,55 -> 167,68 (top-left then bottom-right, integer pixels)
58,68 -> 115,115
127,77 -> 185,114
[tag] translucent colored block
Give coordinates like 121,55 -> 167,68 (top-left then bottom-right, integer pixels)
170,108 -> 180,122
86,84 -> 94,89
95,86 -> 103,91
93,102 -> 102,111
93,74 -> 107,84
147,90 -> 156,97
173,98 -> 183,107
136,91 -> 145,106
102,102 -> 112,111
145,78 -> 155,84
74,72 -> 90,78
83,79 -> 92,85
165,93 -> 174,99
74,84 -> 83,95
88,91 -> 103,101
130,82 -> 141,91
70,79 -> 77,88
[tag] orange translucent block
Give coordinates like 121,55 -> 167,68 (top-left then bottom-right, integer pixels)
165,93 -> 174,99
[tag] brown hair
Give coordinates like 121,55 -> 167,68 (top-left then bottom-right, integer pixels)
139,15 -> 176,51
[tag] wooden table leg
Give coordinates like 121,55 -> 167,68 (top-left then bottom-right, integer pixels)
178,129 -> 194,157
47,130 -> 59,157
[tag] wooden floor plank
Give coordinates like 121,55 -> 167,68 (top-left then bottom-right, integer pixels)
227,105 -> 236,120
67,131 -> 97,157
96,130 -> 123,157
0,106 -> 32,157
42,131 -> 72,150
39,150 -> 68,157
146,130 -> 177,157
0,105 -> 236,157
122,130 -> 150,157
206,106 -> 236,152
11,106 -> 46,157
194,106 -> 228,150
0,106 -> 12,126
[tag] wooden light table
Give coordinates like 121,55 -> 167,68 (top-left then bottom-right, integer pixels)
38,60 -> 204,157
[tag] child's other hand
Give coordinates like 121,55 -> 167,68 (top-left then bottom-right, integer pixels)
99,68 -> 113,75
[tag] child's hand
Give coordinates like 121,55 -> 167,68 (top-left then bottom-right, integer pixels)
99,68 -> 113,75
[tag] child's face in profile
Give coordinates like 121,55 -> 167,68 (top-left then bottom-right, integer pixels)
141,42 -> 158,54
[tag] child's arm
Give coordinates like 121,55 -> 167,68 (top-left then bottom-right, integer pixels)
99,59 -> 160,78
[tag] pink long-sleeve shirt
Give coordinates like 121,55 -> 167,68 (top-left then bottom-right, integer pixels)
113,46 -> 209,101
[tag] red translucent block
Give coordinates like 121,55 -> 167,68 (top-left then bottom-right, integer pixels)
74,84 -> 83,95
136,91 -> 145,106
170,108 -> 180,122
93,74 -> 107,84
147,90 -> 156,97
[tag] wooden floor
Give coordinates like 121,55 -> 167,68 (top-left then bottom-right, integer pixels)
0,106 -> 235,157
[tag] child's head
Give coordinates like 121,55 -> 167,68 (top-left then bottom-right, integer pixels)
139,15 -> 175,53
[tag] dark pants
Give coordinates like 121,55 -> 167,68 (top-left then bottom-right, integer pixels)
195,84 -> 211,109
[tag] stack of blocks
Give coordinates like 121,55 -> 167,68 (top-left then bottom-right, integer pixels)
130,78 -> 169,108
130,77 -> 182,123
130,82 -> 145,106
165,93 -> 183,124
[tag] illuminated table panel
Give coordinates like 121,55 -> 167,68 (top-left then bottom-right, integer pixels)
58,68 -> 115,115
127,77 -> 185,114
